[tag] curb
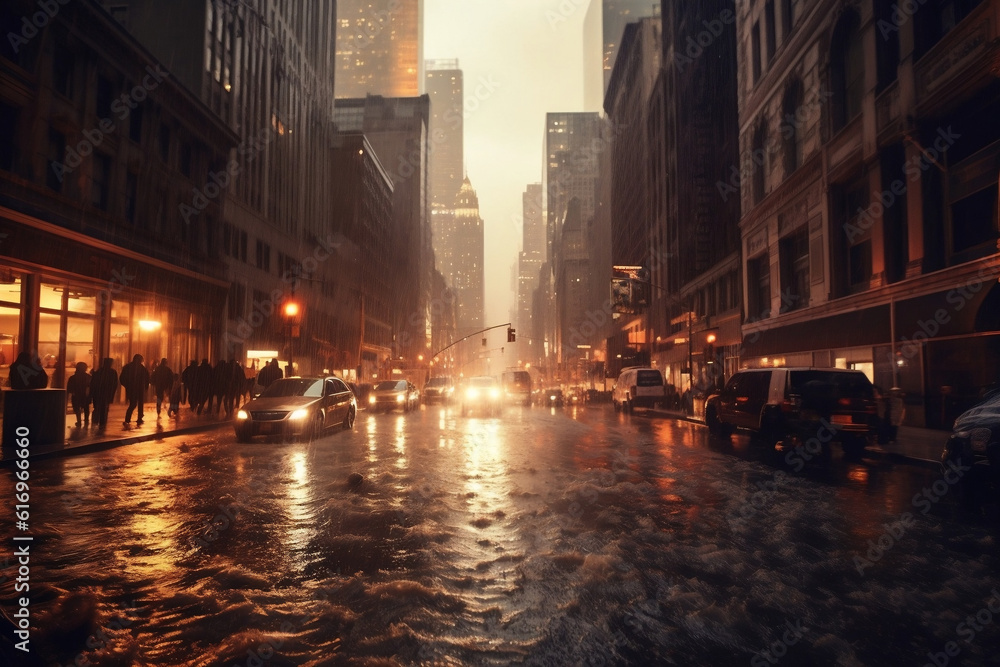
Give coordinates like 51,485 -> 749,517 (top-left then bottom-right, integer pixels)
645,408 -> 943,471
0,420 -> 232,466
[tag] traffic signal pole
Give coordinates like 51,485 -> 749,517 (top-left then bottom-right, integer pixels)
430,322 -> 513,361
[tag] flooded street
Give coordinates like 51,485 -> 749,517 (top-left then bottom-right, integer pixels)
3,405 -> 999,666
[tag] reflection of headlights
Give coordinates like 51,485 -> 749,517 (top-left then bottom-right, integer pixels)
447,387 -> 454,394
396,394 -> 405,403
237,409 -> 249,420
290,409 -> 309,420
490,388 -> 500,399
549,395 -> 556,401
368,395 -> 376,404
467,388 -> 480,400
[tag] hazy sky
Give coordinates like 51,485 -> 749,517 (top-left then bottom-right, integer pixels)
424,1 -> 590,326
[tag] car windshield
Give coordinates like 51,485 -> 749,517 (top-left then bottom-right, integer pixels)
260,378 -> 323,398
375,380 -> 406,391
426,377 -> 451,387
470,377 -> 495,387
954,393 -> 1000,430
637,370 -> 663,386
788,371 -> 874,399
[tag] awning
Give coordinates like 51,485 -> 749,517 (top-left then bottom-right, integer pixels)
741,305 -> 891,358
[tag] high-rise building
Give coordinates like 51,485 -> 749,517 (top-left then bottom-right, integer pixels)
425,60 -> 464,208
584,0 -> 659,111
451,177 -> 485,333
518,183 -> 544,361
336,0 -> 423,99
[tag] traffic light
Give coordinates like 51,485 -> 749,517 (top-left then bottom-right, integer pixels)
507,327 -> 516,343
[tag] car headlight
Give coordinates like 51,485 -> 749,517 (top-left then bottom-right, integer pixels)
490,388 -> 500,399
549,395 -> 556,401
290,409 -> 309,420
447,387 -> 454,394
369,395 -> 376,404
397,394 -> 405,403
467,388 -> 479,400
237,409 -> 249,420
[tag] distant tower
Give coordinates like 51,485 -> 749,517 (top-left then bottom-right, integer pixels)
584,0 -> 659,111
425,60 -> 464,208
451,177 -> 485,333
336,0 -> 423,98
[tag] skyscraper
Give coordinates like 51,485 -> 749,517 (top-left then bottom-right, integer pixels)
336,0 -> 424,98
583,0 -> 659,111
518,184 -> 544,351
425,60 -> 464,208
451,177 -> 485,333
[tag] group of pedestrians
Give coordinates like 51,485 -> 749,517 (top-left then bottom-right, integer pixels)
181,358 -> 255,418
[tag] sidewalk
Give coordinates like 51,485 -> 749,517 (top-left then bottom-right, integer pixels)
647,407 -> 948,470
0,400 -> 234,464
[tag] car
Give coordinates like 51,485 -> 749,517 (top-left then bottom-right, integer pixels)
612,367 -> 666,412
423,376 -> 456,404
704,367 -> 879,457
940,389 -> 1000,511
501,369 -> 532,406
234,376 -> 357,442
368,379 -> 419,412
545,388 -> 565,407
460,376 -> 502,416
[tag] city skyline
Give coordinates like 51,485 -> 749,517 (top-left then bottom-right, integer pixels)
424,0 -> 588,329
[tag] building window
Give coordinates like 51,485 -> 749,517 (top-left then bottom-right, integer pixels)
914,0 -> 986,58
782,79 -> 803,177
779,228 -> 810,312
228,283 -> 246,320
0,102 -> 17,173
781,0 -> 794,40
46,129 -> 65,192
223,223 -> 247,262
52,43 -> 74,99
875,0 -> 900,92
840,176 -> 873,294
751,21 -> 762,83
831,11 -> 864,132
91,153 -> 111,211
158,124 -> 170,163
125,170 -> 138,224
180,142 -> 192,177
751,122 -> 768,204
129,104 -> 143,143
95,75 -> 113,119
256,240 -> 271,272
951,185 -> 998,261
765,1 -> 777,63
748,254 -> 771,319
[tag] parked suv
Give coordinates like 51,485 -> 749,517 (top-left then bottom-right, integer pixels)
704,367 -> 879,457
612,367 -> 666,412
501,370 -> 532,406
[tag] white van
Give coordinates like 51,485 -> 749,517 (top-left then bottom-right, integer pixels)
612,367 -> 666,412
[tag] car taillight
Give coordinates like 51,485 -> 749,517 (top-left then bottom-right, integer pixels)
781,396 -> 801,412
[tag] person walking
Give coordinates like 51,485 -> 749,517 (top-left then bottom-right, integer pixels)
120,353 -> 150,426
257,358 -> 282,389
167,372 -> 183,418
181,360 -> 197,407
193,359 -> 213,415
151,357 -> 173,418
66,362 -> 92,426
90,358 -> 119,432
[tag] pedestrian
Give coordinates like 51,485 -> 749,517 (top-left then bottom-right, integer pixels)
208,359 -> 228,416
887,387 -> 906,443
181,359 -> 197,407
194,359 -> 213,415
120,353 -> 150,426
90,358 -> 119,431
257,358 -> 282,389
168,372 -> 183,418
151,357 -> 173,418
66,361 -> 92,426
224,357 -> 244,417
9,351 -> 48,389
